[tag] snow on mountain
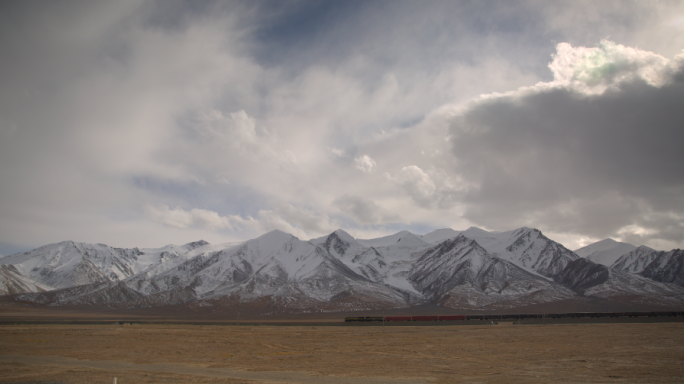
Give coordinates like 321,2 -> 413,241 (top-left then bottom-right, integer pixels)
310,229 -> 365,260
312,230 -> 429,297
206,231 -> 407,307
0,264 -> 51,295
455,227 -> 579,278
638,249 -> 684,287
0,241 -> 130,289
611,246 -> 661,273
7,227 -> 684,311
326,230 -> 431,297
408,235 -> 574,309
555,258 -> 684,305
574,238 -> 636,266
124,231 -> 294,299
420,228 -> 461,244
0,240 -> 210,292
612,247 -> 684,287
357,230 -> 428,248
113,230 -> 409,311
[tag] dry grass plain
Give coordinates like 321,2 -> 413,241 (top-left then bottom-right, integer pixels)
1,322 -> 683,384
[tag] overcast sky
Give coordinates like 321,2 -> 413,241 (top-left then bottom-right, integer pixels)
1,0 -> 683,254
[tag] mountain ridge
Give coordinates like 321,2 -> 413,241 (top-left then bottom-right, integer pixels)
3,228 -> 683,313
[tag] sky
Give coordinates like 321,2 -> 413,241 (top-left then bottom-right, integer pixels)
1,0 -> 683,254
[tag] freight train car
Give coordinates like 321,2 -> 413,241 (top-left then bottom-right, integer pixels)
344,311 -> 683,322
349,315 -> 466,322
344,316 -> 385,322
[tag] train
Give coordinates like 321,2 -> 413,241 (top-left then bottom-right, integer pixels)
344,311 -> 684,322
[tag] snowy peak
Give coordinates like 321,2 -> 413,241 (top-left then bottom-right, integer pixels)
574,238 -> 636,266
420,228 -> 460,244
316,229 -> 364,259
184,240 -> 210,250
462,226 -> 498,238
358,230 -> 427,248
250,230 -> 297,257
393,231 -> 428,247
332,229 -> 357,244
455,226 -> 578,278
409,235 -> 572,307
612,245 -> 660,273
574,238 -> 620,257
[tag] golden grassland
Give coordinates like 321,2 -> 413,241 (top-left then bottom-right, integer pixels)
1,322 -> 683,383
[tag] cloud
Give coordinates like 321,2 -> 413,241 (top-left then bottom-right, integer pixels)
190,109 -> 289,163
144,205 -> 252,230
332,194 -> 401,225
447,41 -> 684,246
144,202 -> 338,240
395,166 -> 436,208
384,165 -> 464,211
2,2 -> 684,250
548,40 -> 676,93
354,155 -> 376,173
259,203 -> 337,237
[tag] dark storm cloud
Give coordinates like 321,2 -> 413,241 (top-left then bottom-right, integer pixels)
449,63 -> 684,244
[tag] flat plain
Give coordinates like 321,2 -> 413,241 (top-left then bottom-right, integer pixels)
1,321 -> 684,384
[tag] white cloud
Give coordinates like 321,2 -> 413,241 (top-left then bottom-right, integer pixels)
261,203 -> 338,236
548,40 -> 678,94
144,205 -> 253,231
396,166 -> 436,208
191,109 -> 289,163
144,202 -> 338,240
354,155 -> 376,173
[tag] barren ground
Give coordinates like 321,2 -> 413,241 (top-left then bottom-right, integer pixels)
1,322 -> 683,384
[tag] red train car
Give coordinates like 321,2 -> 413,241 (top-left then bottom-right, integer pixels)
385,316 -> 412,322
412,315 -> 439,321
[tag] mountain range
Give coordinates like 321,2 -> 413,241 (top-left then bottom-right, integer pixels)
1,227 -> 682,313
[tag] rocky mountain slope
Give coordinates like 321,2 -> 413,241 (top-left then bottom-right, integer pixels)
408,235 -> 574,309
612,247 -> 684,287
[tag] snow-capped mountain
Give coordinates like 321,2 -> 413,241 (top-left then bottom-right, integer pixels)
4,227 -> 684,312
574,239 -> 637,266
408,235 -> 574,309
420,228 -> 461,244
554,257 -> 684,306
15,230 -> 409,310
612,247 -> 684,287
455,227 -> 579,278
0,240 -> 210,293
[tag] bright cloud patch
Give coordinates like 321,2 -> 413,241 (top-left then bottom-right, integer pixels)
354,155 -> 376,173
396,166 -> 436,208
549,40 -> 679,93
144,205 -> 248,230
